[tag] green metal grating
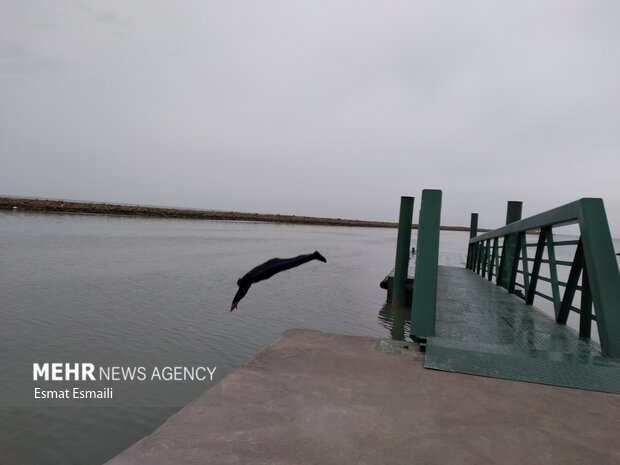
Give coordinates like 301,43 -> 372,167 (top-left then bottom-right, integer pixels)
423,266 -> 620,393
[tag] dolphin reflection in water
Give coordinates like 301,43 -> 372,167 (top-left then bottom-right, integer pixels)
230,251 -> 327,311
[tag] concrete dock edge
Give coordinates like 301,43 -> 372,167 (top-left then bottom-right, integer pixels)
104,329 -> 620,465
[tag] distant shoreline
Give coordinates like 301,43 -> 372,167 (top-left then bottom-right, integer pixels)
0,196 -> 478,232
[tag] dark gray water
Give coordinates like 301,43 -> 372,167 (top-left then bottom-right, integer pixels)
0,212 -> 470,465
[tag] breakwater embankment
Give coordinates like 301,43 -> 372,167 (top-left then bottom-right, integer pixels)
0,196 -> 479,231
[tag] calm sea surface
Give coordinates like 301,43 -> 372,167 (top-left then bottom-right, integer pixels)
1,212 -> 618,465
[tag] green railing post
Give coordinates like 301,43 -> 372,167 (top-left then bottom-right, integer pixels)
544,228 -> 561,318
410,189 -> 442,340
578,198 -> 620,357
392,196 -> 415,306
482,240 -> 490,278
580,267 -> 592,339
526,227 -> 548,305
488,238 -> 498,280
466,213 -> 478,269
498,201 -> 523,290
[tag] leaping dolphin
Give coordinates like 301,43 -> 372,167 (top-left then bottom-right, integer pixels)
230,251 -> 327,311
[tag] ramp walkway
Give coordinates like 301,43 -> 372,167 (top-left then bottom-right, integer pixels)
425,266 -> 620,393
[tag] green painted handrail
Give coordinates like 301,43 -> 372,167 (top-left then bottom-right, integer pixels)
467,198 -> 620,357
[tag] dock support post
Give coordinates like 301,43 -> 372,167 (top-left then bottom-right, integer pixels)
410,189 -> 442,341
466,213 -> 478,269
498,201 -> 522,290
393,196 -> 415,306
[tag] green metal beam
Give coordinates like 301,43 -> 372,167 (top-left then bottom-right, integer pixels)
470,199 -> 582,244
557,240 -> 584,325
506,200 -> 523,225
577,198 -> 620,357
544,228 -> 561,318
488,238 -> 498,281
482,240 -> 490,278
392,196 -> 414,306
476,242 -> 483,274
410,189 -> 442,340
580,266 -> 592,339
466,213 -> 478,269
507,231 -> 523,294
526,228 -> 547,305
496,236 -> 508,286
499,201 -> 523,289
469,213 -> 479,239
520,232 -> 530,296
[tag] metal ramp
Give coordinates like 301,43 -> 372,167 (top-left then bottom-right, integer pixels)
424,267 -> 620,393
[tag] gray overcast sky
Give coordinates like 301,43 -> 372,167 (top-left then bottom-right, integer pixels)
2,1 -> 619,234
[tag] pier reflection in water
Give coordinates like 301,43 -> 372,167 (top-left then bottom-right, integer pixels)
378,303 -> 411,342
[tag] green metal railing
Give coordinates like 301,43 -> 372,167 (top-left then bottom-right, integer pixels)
467,198 -> 620,357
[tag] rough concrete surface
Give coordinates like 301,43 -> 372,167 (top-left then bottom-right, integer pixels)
105,330 -> 620,465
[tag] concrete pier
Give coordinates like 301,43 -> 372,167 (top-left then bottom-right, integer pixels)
105,329 -> 620,465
